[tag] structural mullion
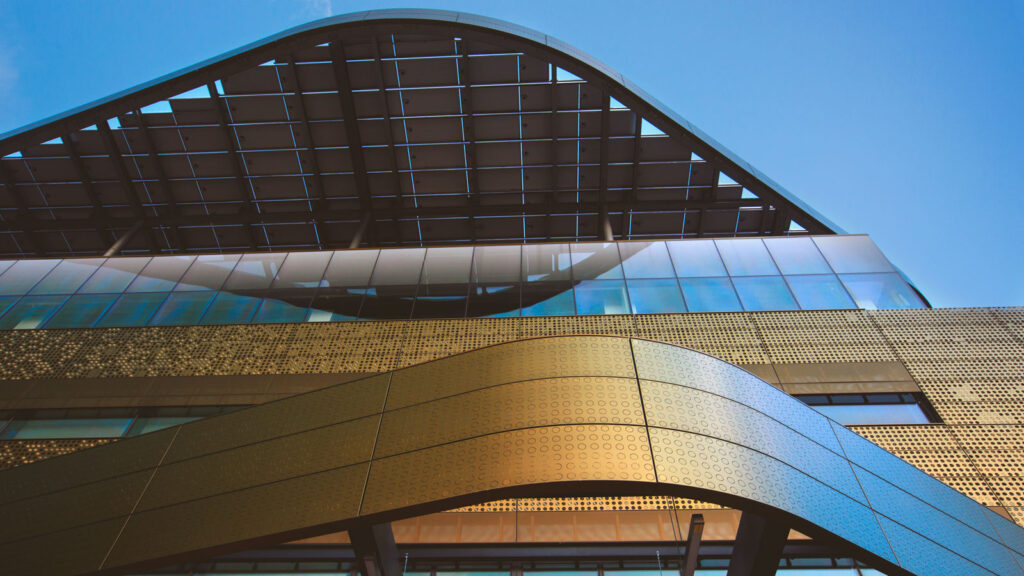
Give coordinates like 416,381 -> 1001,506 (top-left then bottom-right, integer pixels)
97,121 -> 158,252
371,35 -> 406,245
207,83 -> 259,250
0,160 -> 42,255
286,56 -> 329,249
330,39 -> 376,247
61,133 -> 111,248
133,109 -> 185,251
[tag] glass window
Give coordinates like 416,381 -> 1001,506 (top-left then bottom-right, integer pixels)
271,251 -> 332,289
732,276 -> 798,311
308,288 -> 364,322
619,241 -> 675,278
149,291 -> 217,325
574,280 -> 630,315
322,249 -> 379,288
467,284 -> 520,317
522,244 -> 572,282
0,295 -> 17,320
813,236 -> 894,273
44,294 -> 118,328
764,237 -> 831,274
626,278 -> 686,314
413,284 -> 469,318
679,277 -> 742,312
0,260 -> 13,277
126,416 -> 199,436
78,257 -> 150,293
0,295 -> 66,329
520,282 -> 575,316
30,258 -> 105,294
369,248 -> 425,286
785,275 -> 855,309
813,404 -> 930,425
127,255 -> 195,292
839,273 -> 925,309
0,418 -> 133,439
715,238 -> 779,276
570,242 -> 623,280
472,245 -> 521,283
96,292 -> 169,327
0,259 -> 60,295
200,292 -> 261,325
174,254 -> 241,291
666,240 -> 727,277
222,253 -> 287,291
420,247 -> 473,285
252,294 -> 311,324
358,285 -> 417,319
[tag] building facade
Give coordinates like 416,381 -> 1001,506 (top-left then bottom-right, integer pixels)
0,10 -> 1021,576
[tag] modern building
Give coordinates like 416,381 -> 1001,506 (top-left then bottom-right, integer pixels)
0,10 -> 1021,576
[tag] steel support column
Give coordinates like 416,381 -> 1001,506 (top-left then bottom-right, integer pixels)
682,514 -> 705,576
726,511 -> 789,576
349,522 -> 400,576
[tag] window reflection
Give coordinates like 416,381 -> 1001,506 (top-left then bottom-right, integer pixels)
732,276 -> 798,311
570,242 -> 623,280
308,288 -> 364,322
521,282 -> 575,316
813,404 -> 931,425
96,293 -> 168,327
223,253 -> 287,291
421,247 -> 473,285
814,236 -> 893,274
200,292 -> 261,325
574,280 -> 629,315
359,285 -> 417,319
0,259 -> 61,295
174,255 -> 241,291
522,244 -> 572,282
30,258 -> 104,295
839,273 -> 924,309
79,257 -> 150,293
149,292 -> 217,325
472,245 -> 521,283
0,295 -> 66,329
323,249 -> 379,288
626,278 -> 686,314
0,418 -> 132,439
785,275 -> 855,310
619,242 -> 675,279
272,251 -> 332,289
44,294 -> 117,328
467,284 -> 521,317
715,239 -> 779,276
666,240 -> 726,277
127,255 -> 195,292
764,237 -> 831,274
679,277 -> 742,312
414,283 -> 469,318
252,293 -> 312,324
370,248 -> 425,286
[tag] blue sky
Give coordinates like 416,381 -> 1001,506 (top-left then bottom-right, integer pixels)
0,0 -> 1021,307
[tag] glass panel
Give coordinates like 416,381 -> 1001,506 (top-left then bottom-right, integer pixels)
369,248 -> 425,286
715,238 -> 779,276
78,257 -> 150,293
222,253 -> 287,291
0,418 -> 133,439
574,280 -> 630,315
471,245 -> 521,283
732,276 -> 798,311
127,255 -> 195,292
358,286 -> 417,319
0,295 -> 17,320
0,259 -> 61,295
814,236 -> 894,273
522,243 -> 572,281
619,241 -> 675,278
252,293 -> 312,324
30,258 -> 105,294
308,288 -> 364,322
0,260 -> 13,277
0,295 -> 66,329
322,249 -> 379,287
149,291 -> 217,325
775,571 -> 858,576
467,284 -> 520,317
420,247 -> 473,285
570,242 -> 623,280
200,292 -> 261,325
44,294 -> 118,328
271,251 -> 332,288
626,278 -> 686,314
814,404 -> 930,425
174,254 -> 241,291
413,284 -> 469,318
666,240 -> 727,277
96,292 -> 169,327
785,275 -> 856,310
126,416 -> 199,436
679,277 -> 742,312
764,237 -> 831,274
839,273 -> 925,309
520,282 -> 575,316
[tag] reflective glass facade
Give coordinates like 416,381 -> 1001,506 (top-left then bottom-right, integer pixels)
0,235 -> 924,330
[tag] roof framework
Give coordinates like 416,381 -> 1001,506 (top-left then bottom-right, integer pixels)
0,11 -> 842,257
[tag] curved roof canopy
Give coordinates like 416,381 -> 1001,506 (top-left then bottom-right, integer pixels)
0,10 -> 843,257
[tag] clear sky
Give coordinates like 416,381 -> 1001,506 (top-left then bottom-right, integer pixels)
0,0 -> 1021,307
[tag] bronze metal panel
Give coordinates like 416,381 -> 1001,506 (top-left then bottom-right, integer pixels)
103,462 -> 368,571
773,361 -> 915,386
0,517 -> 126,576
136,414 -> 378,511
385,337 -> 635,409
362,424 -> 656,515
0,425 -> 177,505
161,373 -> 388,463
375,376 -> 644,458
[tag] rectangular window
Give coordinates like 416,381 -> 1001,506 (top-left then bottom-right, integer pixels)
222,253 -> 287,291
732,276 -> 798,311
839,273 -> 925,309
78,257 -> 150,293
149,291 -> 217,326
30,258 -> 105,294
420,247 -> 473,285
679,277 -> 742,312
96,292 -> 169,327
666,240 -> 726,277
715,238 -> 779,276
271,251 -> 332,289
358,286 -> 417,319
0,418 -> 133,439
44,294 -> 118,328
785,275 -> 855,309
322,249 -> 379,288
574,280 -> 630,315
522,244 -> 572,282
200,292 -> 261,325
413,283 -> 469,318
764,237 -> 831,274
0,295 -> 67,329
472,245 -> 521,283
127,255 -> 195,292
813,236 -> 894,273
520,282 -> 575,316
467,284 -> 521,317
626,278 -> 686,314
619,241 -> 676,279
308,288 -> 364,322
252,294 -> 311,324
0,259 -> 60,295
369,248 -> 425,286
174,255 -> 242,291
570,242 -> 623,280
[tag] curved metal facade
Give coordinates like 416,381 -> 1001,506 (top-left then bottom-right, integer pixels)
0,336 -> 1020,576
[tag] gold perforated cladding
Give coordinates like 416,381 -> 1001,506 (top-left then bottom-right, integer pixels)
0,308 -> 1022,524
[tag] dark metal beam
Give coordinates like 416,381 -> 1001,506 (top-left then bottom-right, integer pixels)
103,220 -> 143,257
0,159 -> 43,255
457,41 -> 482,242
61,132 -> 111,247
329,39 -> 372,214
133,109 -> 185,251
348,211 -> 372,249
682,514 -> 704,576
97,121 -> 158,251
545,62 -> 559,240
285,56 -> 329,249
349,522 -> 400,576
206,83 -> 259,250
371,35 -> 405,245
726,511 -> 789,576
621,111 -> 642,239
598,92 -> 612,241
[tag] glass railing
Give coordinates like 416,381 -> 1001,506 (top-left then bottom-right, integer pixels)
0,235 -> 925,330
